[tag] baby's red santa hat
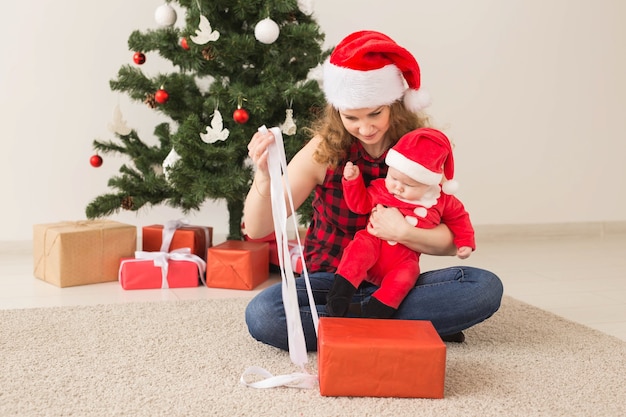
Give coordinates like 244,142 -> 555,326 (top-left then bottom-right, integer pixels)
323,30 -> 430,112
385,128 -> 459,195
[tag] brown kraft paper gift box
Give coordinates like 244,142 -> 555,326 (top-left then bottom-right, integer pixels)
206,240 -> 269,290
33,220 -> 137,288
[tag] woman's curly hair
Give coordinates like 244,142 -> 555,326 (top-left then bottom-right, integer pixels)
308,101 -> 431,168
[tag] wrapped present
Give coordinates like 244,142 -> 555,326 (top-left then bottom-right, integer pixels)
142,219 -> 212,260
119,248 -> 206,290
318,317 -> 446,398
33,220 -> 137,287
288,240 -> 304,274
245,232 -> 304,274
244,231 -> 278,266
206,240 -> 269,290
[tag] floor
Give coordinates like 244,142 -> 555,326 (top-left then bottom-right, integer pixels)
2,233 -> 625,342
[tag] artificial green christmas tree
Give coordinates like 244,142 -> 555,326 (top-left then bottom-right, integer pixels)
86,0 -> 328,240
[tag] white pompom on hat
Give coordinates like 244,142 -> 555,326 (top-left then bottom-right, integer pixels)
385,128 -> 459,194
322,30 -> 430,112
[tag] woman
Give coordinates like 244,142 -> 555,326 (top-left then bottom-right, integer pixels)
244,30 -> 503,351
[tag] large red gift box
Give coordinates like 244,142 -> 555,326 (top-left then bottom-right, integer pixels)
142,222 -> 212,260
118,249 -> 206,290
318,317 -> 446,398
206,240 -> 269,290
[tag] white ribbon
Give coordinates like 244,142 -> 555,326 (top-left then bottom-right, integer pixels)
240,366 -> 317,389
132,248 -> 207,288
160,218 -> 190,252
240,125 -> 318,390
289,242 -> 303,273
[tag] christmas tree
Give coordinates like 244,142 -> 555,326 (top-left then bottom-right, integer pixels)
86,0 -> 328,240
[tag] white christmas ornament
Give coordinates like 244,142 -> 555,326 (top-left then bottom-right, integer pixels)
190,15 -> 220,45
107,104 -> 131,136
200,109 -> 229,143
254,18 -> 280,44
297,0 -> 314,15
162,148 -> 181,181
280,109 -> 297,135
155,4 -> 177,27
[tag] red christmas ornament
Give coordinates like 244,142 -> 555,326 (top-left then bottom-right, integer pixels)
133,52 -> 146,65
233,107 -> 249,124
90,154 -> 103,168
180,37 -> 190,50
155,88 -> 169,104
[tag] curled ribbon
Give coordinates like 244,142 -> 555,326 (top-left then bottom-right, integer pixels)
133,248 -> 207,288
240,126 -> 318,390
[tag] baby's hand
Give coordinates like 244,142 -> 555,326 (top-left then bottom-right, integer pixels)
456,246 -> 472,260
343,161 -> 360,181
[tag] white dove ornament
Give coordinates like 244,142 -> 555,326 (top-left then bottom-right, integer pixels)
200,109 -> 230,144
190,15 -> 220,45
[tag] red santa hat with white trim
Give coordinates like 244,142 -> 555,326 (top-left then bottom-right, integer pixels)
385,128 -> 459,195
322,30 -> 430,112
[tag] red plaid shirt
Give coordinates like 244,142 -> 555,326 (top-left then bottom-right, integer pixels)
304,141 -> 388,273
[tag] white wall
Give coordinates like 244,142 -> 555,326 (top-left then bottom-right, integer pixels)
2,0 -> 625,242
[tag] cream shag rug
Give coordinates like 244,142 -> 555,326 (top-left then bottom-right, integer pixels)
1,296 -> 625,417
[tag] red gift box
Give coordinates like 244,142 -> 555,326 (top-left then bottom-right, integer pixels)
245,233 -> 304,274
142,220 -> 212,260
206,240 -> 269,290
318,317 -> 446,398
119,249 -> 206,290
244,232 -> 278,265
287,240 -> 304,274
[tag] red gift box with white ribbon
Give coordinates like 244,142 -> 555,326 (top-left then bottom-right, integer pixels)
119,248 -> 206,290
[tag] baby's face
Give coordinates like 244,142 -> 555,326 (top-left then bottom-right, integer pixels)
385,167 -> 432,202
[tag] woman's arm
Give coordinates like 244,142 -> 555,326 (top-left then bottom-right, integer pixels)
367,204 -> 456,256
243,133 -> 325,239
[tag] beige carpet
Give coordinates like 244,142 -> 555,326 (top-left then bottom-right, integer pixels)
1,296 -> 625,417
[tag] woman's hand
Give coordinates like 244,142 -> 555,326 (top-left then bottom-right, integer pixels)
247,129 -> 274,175
366,204 -> 408,242
367,204 -> 456,256
243,129 -> 276,239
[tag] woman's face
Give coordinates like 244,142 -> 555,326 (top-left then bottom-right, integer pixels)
338,106 -> 391,147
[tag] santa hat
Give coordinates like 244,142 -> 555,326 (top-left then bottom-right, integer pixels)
385,128 -> 459,195
322,30 -> 430,112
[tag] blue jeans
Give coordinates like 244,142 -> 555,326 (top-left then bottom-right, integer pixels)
245,266 -> 504,351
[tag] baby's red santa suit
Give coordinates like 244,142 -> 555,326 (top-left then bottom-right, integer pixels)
331,128 -> 475,318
